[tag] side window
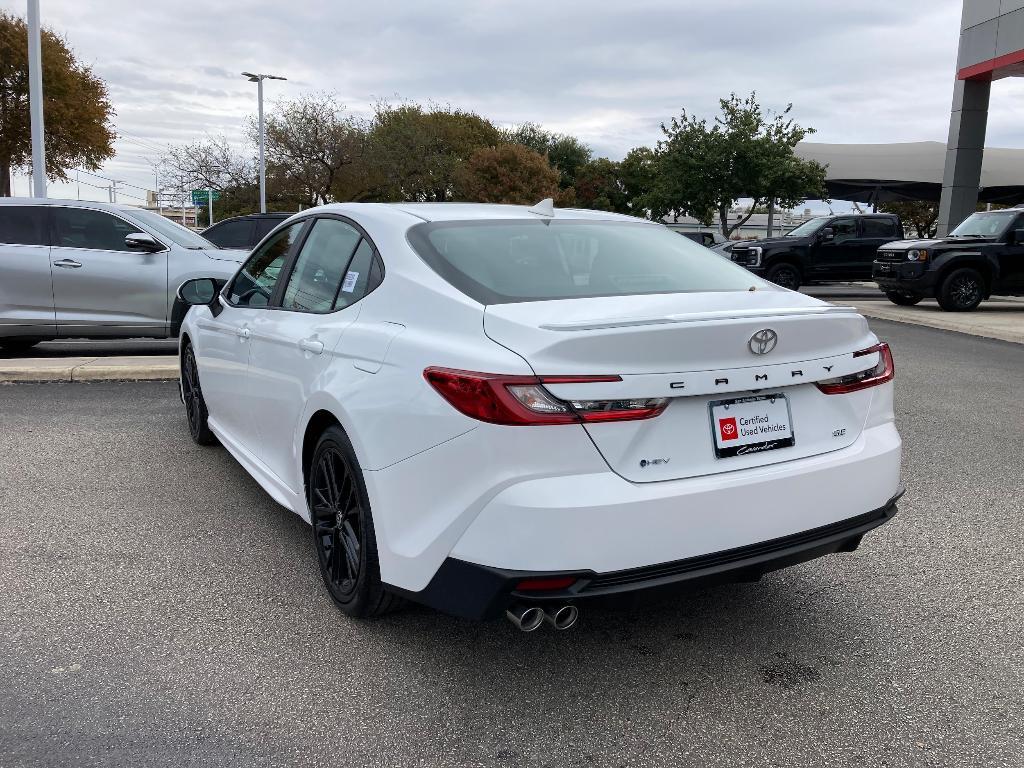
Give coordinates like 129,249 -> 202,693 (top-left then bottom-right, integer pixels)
228,222 -> 304,307
281,219 -> 362,312
334,239 -> 376,310
205,219 -> 254,249
830,218 -> 857,244
53,208 -> 143,251
255,217 -> 282,241
860,218 -> 897,238
0,207 -> 49,246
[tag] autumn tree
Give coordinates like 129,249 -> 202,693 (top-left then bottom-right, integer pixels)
366,103 -> 501,202
260,93 -> 371,206
0,11 -> 115,196
651,93 -> 827,237
502,122 -> 591,190
456,144 -> 560,204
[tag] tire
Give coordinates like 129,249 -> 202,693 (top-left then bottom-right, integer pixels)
765,262 -> 802,291
0,339 -> 41,354
884,290 -> 923,306
181,344 -> 217,446
937,267 -> 985,312
308,425 -> 402,619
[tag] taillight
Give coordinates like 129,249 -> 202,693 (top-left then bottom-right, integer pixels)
815,343 -> 894,395
515,576 -> 577,591
423,367 -> 668,426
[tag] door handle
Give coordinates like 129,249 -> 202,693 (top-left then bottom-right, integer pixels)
53,259 -> 83,269
299,338 -> 324,355
236,327 -> 251,339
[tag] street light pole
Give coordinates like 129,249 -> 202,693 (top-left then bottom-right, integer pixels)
242,72 -> 286,214
27,0 -> 46,198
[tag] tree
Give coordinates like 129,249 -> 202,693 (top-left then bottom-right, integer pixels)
573,158 -> 632,214
260,93 -> 371,207
456,143 -> 560,204
366,103 -> 501,202
0,11 -> 115,196
503,122 -> 591,189
651,93 -> 827,237
879,200 -> 938,238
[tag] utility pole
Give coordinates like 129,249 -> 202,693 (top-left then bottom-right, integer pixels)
242,72 -> 287,214
207,187 -> 214,226
27,0 -> 46,198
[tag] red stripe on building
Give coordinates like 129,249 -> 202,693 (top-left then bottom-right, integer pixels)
958,48 -> 1024,81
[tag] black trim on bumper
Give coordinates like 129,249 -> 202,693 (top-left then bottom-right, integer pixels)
394,491 -> 904,621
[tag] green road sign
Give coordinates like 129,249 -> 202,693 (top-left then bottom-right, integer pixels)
191,189 -> 221,205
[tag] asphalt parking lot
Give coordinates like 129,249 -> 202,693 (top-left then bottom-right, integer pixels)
1,319 -> 1022,767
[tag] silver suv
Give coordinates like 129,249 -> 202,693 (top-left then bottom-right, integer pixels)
0,198 -> 249,353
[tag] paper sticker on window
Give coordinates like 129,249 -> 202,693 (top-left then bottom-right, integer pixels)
341,271 -> 359,293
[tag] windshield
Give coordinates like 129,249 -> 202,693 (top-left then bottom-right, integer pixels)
948,211 -> 1017,238
126,208 -> 218,249
784,217 -> 829,237
407,220 -> 768,304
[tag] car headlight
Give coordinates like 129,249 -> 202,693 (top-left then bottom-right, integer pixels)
747,246 -> 762,266
907,249 -> 928,262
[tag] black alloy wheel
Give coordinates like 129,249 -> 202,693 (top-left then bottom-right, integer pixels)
884,290 -> 923,306
181,345 -> 217,445
766,262 -> 802,291
937,268 -> 985,312
308,426 -> 400,618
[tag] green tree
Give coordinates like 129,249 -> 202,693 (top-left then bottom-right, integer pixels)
0,11 -> 115,196
367,103 -> 501,202
456,143 -> 560,204
652,93 -> 827,237
879,200 -> 938,238
502,122 -> 592,189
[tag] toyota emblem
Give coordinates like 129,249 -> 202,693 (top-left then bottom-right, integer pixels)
748,329 -> 778,355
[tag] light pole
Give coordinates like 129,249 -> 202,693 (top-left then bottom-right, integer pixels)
241,71 -> 286,214
27,0 -> 46,198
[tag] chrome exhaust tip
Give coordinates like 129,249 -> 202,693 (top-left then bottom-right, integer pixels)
544,604 -> 579,631
505,604 -> 545,632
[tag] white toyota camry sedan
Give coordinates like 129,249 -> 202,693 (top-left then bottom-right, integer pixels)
176,201 -> 902,631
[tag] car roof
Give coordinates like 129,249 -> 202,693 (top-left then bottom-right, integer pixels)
309,201 -> 650,225
0,196 -> 143,215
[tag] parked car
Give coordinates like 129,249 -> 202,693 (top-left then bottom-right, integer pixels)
873,207 -> 1024,311
202,213 -> 294,250
0,198 -> 248,352
176,201 -> 903,630
728,214 -> 904,290
676,230 -> 727,248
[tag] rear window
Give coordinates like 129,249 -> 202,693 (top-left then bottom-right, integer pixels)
407,220 -> 761,304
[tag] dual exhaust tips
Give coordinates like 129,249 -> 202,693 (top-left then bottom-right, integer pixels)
506,603 -> 579,632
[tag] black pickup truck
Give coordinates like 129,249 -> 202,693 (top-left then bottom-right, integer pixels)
729,214 -> 903,290
873,207 -> 1024,311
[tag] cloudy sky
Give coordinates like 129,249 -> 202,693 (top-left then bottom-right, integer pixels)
6,0 -> 1024,205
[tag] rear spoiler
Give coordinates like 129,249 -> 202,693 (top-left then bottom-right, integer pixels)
539,305 -> 860,332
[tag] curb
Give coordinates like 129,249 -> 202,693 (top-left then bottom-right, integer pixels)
0,355 -> 179,383
848,301 -> 1024,345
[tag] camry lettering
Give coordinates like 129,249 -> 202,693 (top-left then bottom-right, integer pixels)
791,370 -> 803,377
670,381 -> 686,389
715,378 -> 729,385
755,374 -> 768,382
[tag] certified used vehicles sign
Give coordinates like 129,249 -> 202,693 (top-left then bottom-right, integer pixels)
710,395 -> 795,459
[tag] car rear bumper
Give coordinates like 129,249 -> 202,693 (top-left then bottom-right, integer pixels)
400,491 -> 901,620
377,419 -> 902,619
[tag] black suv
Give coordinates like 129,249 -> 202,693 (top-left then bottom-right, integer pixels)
729,214 -> 903,290
201,213 -> 293,250
873,208 -> 1024,311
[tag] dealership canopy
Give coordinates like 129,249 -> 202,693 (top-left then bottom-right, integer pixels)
794,142 -> 1024,205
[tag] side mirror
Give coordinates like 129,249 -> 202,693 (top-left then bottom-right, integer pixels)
177,277 -> 220,306
125,232 -> 163,251
820,227 -> 835,242
1014,228 -> 1024,245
